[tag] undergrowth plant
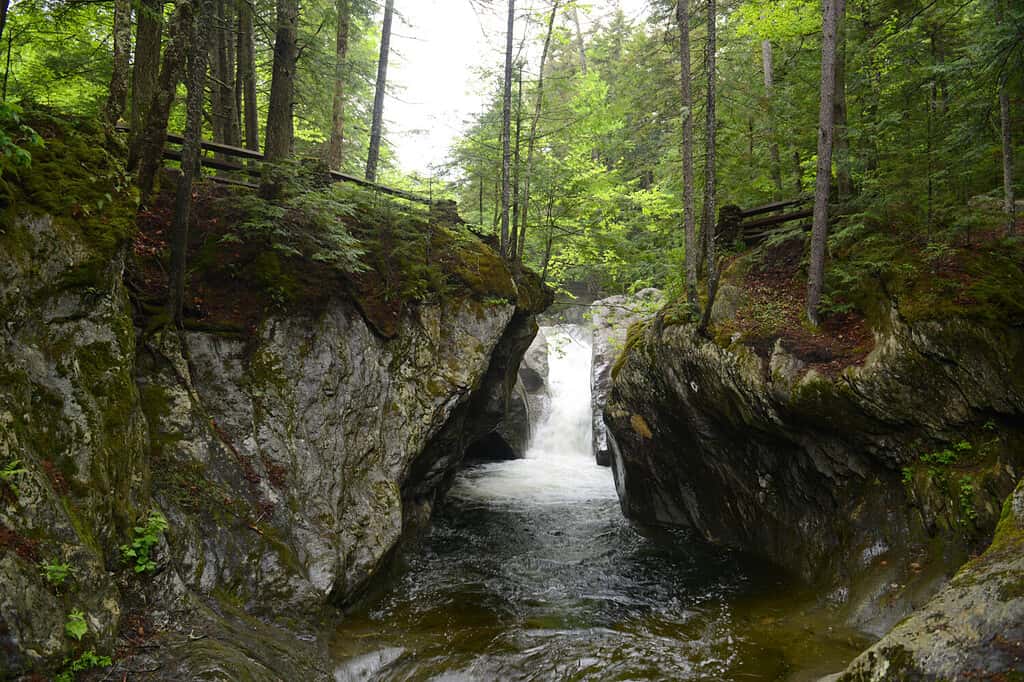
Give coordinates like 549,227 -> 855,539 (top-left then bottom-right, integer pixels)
1,458 -> 28,495
120,510 -> 168,573
40,560 -> 73,587
64,609 -> 87,641
54,649 -> 112,682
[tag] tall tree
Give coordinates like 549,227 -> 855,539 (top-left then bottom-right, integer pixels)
0,0 -> 9,44
570,3 -> 587,75
678,0 -> 698,309
833,0 -> 852,199
699,0 -> 717,333
129,0 -> 164,167
328,0 -> 351,169
136,0 -> 191,202
236,0 -> 259,151
169,0 -> 213,325
211,0 -> 239,146
499,0 -> 515,257
510,63 -> 524,261
761,37 -> 783,198
265,0 -> 299,161
104,0 -> 132,124
807,0 -> 841,325
997,0 -> 1015,233
518,0 -> 560,262
365,0 -> 394,181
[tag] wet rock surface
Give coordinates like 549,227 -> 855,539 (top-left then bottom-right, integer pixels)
1,192 -> 548,678
589,289 -> 663,466
605,306 -> 1024,638
833,477 -> 1024,680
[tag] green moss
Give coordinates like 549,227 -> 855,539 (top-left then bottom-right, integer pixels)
611,319 -> 652,380
1,110 -> 137,258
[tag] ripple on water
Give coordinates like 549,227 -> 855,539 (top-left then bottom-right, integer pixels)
332,327 -> 869,680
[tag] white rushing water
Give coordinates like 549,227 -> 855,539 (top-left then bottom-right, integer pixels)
449,325 -> 616,507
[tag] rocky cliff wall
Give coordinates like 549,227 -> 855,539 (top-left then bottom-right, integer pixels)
0,118 -> 549,679
605,306 -> 1023,638
589,289 -> 663,466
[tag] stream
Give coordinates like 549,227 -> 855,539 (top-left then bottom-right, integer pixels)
332,326 -> 869,681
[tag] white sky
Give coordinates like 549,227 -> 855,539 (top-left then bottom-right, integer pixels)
383,0 -> 651,177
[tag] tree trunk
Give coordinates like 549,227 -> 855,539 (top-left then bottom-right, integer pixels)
128,0 -> 163,169
169,0 -> 213,326
761,38 -> 783,199
0,0 -> 10,45
265,0 -> 299,162
237,0 -> 259,151
700,0 -> 717,332
104,0 -> 133,125
518,0 -> 559,261
136,1 -> 190,204
571,4 -> 587,75
510,64 -> 523,261
1002,85 -> 1016,233
833,0 -> 852,200
365,0 -> 394,181
499,0 -> 515,257
328,0 -> 351,169
997,0 -> 1015,233
807,0 -> 839,326
221,0 -> 239,146
678,0 -> 698,309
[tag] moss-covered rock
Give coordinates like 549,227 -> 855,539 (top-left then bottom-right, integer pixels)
605,301 -> 1024,637
0,117 -> 145,677
835,477 -> 1024,680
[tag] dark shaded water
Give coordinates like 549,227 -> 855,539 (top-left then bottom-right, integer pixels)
332,328 -> 868,681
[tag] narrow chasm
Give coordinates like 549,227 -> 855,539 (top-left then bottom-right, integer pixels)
332,325 -> 871,681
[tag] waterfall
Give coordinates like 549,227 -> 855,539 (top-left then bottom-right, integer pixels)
450,325 -> 615,506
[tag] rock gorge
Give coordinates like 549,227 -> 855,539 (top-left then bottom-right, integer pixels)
0,120 -> 550,678
603,288 -> 1024,678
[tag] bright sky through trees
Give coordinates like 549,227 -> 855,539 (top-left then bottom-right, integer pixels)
388,0 -> 651,175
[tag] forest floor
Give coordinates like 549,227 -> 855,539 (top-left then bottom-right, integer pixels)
713,218 -> 1024,377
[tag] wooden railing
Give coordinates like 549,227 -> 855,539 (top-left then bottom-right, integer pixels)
718,196 -> 814,245
119,125 -> 437,206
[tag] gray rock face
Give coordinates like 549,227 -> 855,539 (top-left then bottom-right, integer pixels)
589,289 -> 663,466
481,325 -> 551,460
605,308 -> 1024,635
140,296 -> 518,613
1,211 -> 544,679
835,477 -> 1024,681
1,214 -> 147,674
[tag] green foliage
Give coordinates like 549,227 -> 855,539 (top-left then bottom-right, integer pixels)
919,441 -> 971,468
0,458 -> 29,495
64,609 -> 88,641
0,102 -> 43,179
119,510 -> 168,573
226,180 -> 367,276
40,560 -> 74,587
958,476 -> 978,526
54,649 -> 113,682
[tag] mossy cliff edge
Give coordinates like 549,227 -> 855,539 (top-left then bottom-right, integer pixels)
0,116 -> 551,679
604,246 -> 1024,676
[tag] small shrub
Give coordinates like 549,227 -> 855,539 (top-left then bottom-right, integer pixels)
54,649 -> 112,682
40,560 -> 73,586
119,510 -> 168,573
0,102 -> 43,180
64,609 -> 88,641
1,458 -> 28,496
958,476 -> 978,526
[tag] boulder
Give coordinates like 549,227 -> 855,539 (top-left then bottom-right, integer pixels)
589,289 -> 664,466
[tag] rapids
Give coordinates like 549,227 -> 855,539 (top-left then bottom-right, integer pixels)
332,326 -> 867,681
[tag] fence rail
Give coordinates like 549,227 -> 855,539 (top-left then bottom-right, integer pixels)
718,195 -> 814,245
119,125 -> 436,205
